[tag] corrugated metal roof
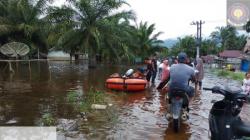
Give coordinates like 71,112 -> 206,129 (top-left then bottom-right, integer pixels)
219,50 -> 242,58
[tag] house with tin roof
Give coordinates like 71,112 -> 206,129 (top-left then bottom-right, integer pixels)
217,50 -> 243,71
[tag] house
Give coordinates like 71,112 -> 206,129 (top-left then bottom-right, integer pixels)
48,51 -> 72,61
218,50 -> 242,63
201,55 -> 216,63
47,51 -> 88,61
219,50 -> 242,58
218,50 -> 242,70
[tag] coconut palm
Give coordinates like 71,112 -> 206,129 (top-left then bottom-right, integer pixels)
210,26 -> 238,50
0,0 -> 52,57
170,36 -> 196,57
200,39 -> 218,56
132,22 -> 164,58
53,0 -> 134,66
100,18 -> 137,63
45,5 -> 76,50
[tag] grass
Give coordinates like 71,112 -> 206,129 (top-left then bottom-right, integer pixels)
41,113 -> 56,126
67,88 -> 107,112
211,69 -> 245,81
66,89 -> 120,125
67,91 -> 80,103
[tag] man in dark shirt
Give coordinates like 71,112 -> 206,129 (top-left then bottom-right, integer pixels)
151,57 -> 157,84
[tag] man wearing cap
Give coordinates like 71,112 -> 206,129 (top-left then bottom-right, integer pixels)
168,52 -> 195,98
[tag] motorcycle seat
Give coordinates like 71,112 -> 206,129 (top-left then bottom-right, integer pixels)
169,89 -> 188,99
232,118 -> 250,137
169,88 -> 189,106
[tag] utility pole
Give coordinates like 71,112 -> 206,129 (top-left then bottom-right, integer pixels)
191,20 -> 205,58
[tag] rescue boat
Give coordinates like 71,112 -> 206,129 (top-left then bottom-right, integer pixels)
106,77 -> 147,91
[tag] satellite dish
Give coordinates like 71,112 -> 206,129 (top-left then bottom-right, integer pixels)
0,42 -> 30,58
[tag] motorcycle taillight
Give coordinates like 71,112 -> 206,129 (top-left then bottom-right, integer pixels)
175,96 -> 181,100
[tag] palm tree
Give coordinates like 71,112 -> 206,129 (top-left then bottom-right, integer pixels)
45,5 -> 76,49
45,5 -> 78,60
53,0 -> 134,66
0,0 -> 51,57
133,22 -> 164,58
171,36 -> 196,58
100,19 -> 137,63
200,39 -> 218,55
210,26 -> 238,50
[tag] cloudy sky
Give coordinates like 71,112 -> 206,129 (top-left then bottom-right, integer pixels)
54,0 -> 227,39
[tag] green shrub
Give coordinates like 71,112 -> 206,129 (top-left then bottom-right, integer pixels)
42,113 -> 55,126
229,72 -> 245,81
217,70 -> 230,77
67,91 -> 79,103
66,88 -> 107,112
212,68 -> 244,81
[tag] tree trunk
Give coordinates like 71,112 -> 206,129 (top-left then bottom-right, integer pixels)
75,54 -> 79,60
88,54 -> 97,68
70,52 -> 73,62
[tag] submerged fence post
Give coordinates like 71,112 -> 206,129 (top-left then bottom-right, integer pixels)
29,60 -> 31,81
8,61 -> 14,73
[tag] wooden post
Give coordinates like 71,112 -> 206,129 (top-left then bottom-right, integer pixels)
15,57 -> 18,73
29,60 -> 31,81
8,61 -> 14,73
48,60 -> 51,81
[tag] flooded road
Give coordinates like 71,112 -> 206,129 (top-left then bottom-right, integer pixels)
0,61 -> 249,140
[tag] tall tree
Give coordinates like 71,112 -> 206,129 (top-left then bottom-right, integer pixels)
0,0 -> 52,57
210,26 -> 238,50
200,39 -> 218,56
53,0 -> 134,66
132,22 -> 164,58
45,5 -> 76,50
170,36 -> 196,58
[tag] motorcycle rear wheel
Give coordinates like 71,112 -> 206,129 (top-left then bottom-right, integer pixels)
173,118 -> 180,132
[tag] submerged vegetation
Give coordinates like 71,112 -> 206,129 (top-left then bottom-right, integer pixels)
66,89 -> 119,124
67,89 -> 106,112
41,113 -> 56,126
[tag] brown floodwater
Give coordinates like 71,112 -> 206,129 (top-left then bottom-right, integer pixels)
0,61 -> 249,140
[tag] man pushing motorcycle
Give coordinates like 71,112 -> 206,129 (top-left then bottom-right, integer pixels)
168,52 -> 196,99
166,52 -> 196,132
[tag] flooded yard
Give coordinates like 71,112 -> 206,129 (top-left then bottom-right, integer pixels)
0,61 -> 249,140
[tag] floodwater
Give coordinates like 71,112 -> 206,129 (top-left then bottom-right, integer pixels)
0,61 -> 249,140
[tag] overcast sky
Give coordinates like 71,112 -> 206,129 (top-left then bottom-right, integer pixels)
54,0 -> 227,40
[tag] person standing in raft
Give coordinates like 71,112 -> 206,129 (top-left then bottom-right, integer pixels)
157,60 -> 170,90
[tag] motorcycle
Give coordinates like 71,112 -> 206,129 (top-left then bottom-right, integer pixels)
166,88 -> 190,132
203,86 -> 250,140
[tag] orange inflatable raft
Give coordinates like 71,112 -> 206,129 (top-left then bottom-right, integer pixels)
106,77 -> 147,91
